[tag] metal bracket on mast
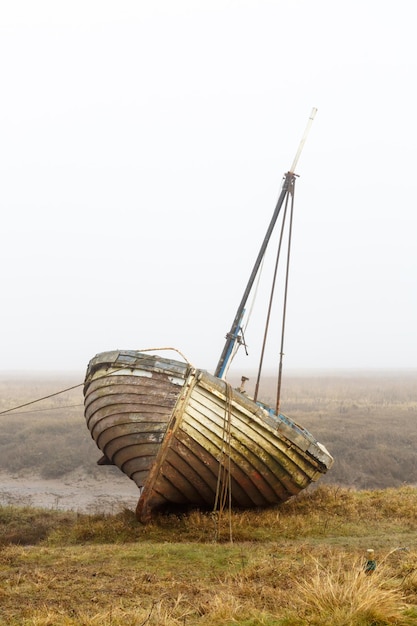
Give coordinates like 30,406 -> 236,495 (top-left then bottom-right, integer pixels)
214,108 -> 317,379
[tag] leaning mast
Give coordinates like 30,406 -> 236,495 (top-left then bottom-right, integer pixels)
214,108 -> 317,379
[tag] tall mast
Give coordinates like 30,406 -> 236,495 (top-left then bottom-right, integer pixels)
214,108 -> 317,379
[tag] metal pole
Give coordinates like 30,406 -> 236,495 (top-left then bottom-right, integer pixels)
214,109 -> 317,379
215,173 -> 292,378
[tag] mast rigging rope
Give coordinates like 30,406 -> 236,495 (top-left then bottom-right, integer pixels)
213,380 -> 234,543
0,382 -> 84,416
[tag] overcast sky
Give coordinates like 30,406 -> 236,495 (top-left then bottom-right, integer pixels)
1,1 -> 416,376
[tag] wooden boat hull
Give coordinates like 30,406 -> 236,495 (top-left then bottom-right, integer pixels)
83,350 -> 333,522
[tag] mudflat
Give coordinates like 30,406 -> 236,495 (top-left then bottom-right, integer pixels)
0,469 -> 139,513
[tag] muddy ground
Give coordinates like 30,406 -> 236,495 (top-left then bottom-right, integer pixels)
0,469 -> 139,514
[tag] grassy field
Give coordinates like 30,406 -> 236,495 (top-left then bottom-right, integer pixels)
1,370 -> 417,624
1,486 -> 417,625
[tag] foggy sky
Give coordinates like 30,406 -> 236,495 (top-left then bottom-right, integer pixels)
1,1 -> 417,376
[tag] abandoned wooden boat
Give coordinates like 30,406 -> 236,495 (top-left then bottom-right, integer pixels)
84,349 -> 333,522
83,109 -> 333,522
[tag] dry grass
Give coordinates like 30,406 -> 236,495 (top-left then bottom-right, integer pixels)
1,488 -> 417,624
296,554 -> 405,625
2,484 -> 416,547
1,541 -> 417,625
0,375 -> 92,479
1,372 -> 417,624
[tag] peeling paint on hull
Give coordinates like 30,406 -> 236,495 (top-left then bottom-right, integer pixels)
83,350 -> 333,523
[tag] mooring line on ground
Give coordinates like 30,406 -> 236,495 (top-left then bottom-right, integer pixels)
0,382 -> 84,416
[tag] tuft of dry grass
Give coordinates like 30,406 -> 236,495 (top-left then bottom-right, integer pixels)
295,553 -> 407,625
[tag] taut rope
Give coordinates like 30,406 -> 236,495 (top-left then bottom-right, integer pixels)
213,380 -> 233,543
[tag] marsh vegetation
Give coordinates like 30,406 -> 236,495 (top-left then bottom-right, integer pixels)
1,370 -> 416,488
1,370 -> 416,624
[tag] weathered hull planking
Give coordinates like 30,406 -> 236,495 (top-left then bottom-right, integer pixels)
83,350 -> 333,522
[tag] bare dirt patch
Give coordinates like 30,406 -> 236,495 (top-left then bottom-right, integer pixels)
0,468 -> 139,513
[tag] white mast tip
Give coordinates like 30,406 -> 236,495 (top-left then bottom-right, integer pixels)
289,108 -> 318,174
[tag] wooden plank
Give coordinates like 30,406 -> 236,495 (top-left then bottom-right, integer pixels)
97,428 -> 166,451
112,444 -> 161,469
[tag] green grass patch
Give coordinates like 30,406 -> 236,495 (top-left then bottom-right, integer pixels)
1,486 -> 417,624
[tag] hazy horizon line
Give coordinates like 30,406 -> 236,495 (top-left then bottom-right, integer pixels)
0,366 -> 416,379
